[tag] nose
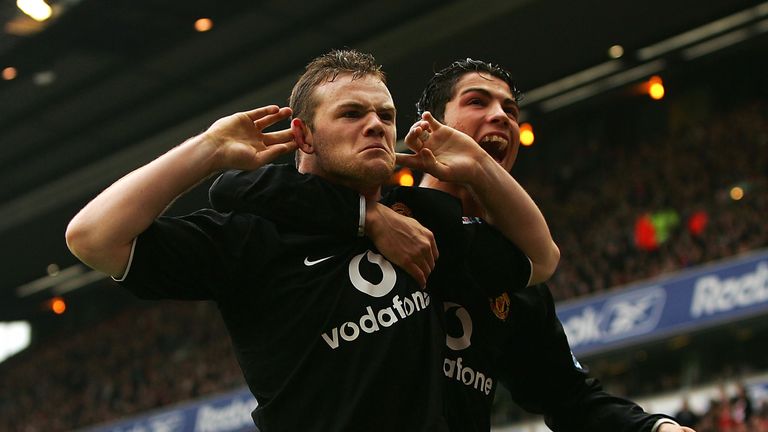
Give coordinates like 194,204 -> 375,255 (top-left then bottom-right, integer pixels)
363,113 -> 386,137
488,102 -> 511,127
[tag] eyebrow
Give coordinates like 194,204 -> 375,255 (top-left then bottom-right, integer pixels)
335,101 -> 396,114
460,87 -> 518,107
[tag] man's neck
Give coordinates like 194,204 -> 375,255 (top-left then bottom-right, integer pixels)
298,163 -> 382,201
419,174 -> 484,218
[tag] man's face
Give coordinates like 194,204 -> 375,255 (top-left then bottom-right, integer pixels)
304,74 -> 397,191
442,72 -> 520,171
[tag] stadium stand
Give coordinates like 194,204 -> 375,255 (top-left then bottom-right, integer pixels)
525,99 -> 768,303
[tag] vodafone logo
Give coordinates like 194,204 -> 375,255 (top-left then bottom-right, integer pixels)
444,302 -> 472,351
443,302 -> 493,395
348,251 -> 397,298
321,250 -> 430,350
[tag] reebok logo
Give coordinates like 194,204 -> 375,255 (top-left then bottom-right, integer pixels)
562,287 -> 666,348
321,250 -> 431,349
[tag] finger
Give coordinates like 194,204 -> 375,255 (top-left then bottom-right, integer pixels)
405,264 -> 427,289
253,142 -> 298,165
408,120 -> 430,134
243,105 -> 280,121
262,128 -> 294,145
430,235 -> 439,262
404,126 -> 425,152
418,148 -> 439,168
254,107 -> 293,130
265,139 -> 297,150
419,231 -> 437,271
424,246 -> 436,274
421,111 -> 443,130
395,153 -> 424,170
417,148 -> 450,179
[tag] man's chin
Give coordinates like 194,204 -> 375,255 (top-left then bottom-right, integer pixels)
366,162 -> 395,185
339,160 -> 393,190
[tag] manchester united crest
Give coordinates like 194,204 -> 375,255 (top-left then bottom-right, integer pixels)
490,292 -> 510,321
390,202 -> 413,217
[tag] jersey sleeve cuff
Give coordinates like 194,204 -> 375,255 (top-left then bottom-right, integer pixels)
651,418 -> 680,432
525,255 -> 533,287
111,238 -> 137,282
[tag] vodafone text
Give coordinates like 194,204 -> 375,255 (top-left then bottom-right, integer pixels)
443,356 -> 493,395
442,302 -> 493,395
321,291 -> 430,349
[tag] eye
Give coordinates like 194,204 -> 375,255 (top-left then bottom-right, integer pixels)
378,112 -> 394,122
342,110 -> 362,118
467,98 -> 485,106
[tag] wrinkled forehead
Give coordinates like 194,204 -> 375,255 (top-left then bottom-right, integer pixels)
314,73 -> 395,110
452,71 -> 516,102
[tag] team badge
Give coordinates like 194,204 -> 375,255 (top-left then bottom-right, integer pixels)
390,202 -> 413,217
490,292 -> 510,321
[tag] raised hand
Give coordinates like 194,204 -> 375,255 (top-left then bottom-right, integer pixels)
204,105 -> 297,171
66,105 -> 297,278
365,202 -> 438,288
396,111 -> 489,184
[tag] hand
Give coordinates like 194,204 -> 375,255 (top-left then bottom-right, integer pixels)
658,423 -> 696,432
365,203 -> 438,288
396,111 -> 488,184
204,105 -> 297,171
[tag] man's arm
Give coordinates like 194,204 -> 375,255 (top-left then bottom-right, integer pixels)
398,112 -> 559,284
209,165 -> 439,287
65,106 -> 295,277
502,284 -> 694,432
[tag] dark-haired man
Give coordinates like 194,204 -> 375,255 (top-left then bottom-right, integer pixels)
211,58 -> 695,432
66,49 -> 457,432
406,58 -> 695,432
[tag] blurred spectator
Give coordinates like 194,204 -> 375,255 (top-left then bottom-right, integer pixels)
731,383 -> 754,430
691,382 -> 767,432
677,397 -> 702,428
750,401 -> 768,432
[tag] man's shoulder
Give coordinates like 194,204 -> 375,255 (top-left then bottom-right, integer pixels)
209,163 -> 361,214
383,186 -> 463,224
209,164 -> 301,211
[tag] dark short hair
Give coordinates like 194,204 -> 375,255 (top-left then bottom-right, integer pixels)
415,58 -> 523,122
290,49 -> 386,129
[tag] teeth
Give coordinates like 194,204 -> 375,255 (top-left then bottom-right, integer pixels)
480,135 -> 508,146
478,135 -> 509,162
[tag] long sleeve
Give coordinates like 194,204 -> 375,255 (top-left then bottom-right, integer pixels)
500,284 -> 673,432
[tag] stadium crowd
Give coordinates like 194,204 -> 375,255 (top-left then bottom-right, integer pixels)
0,301 -> 244,431
528,100 -> 768,301
675,384 -> 768,432
0,96 -> 766,430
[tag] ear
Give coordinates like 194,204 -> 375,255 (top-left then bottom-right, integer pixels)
292,118 -> 314,155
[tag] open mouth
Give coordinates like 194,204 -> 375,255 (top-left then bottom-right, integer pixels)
478,135 -> 508,162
